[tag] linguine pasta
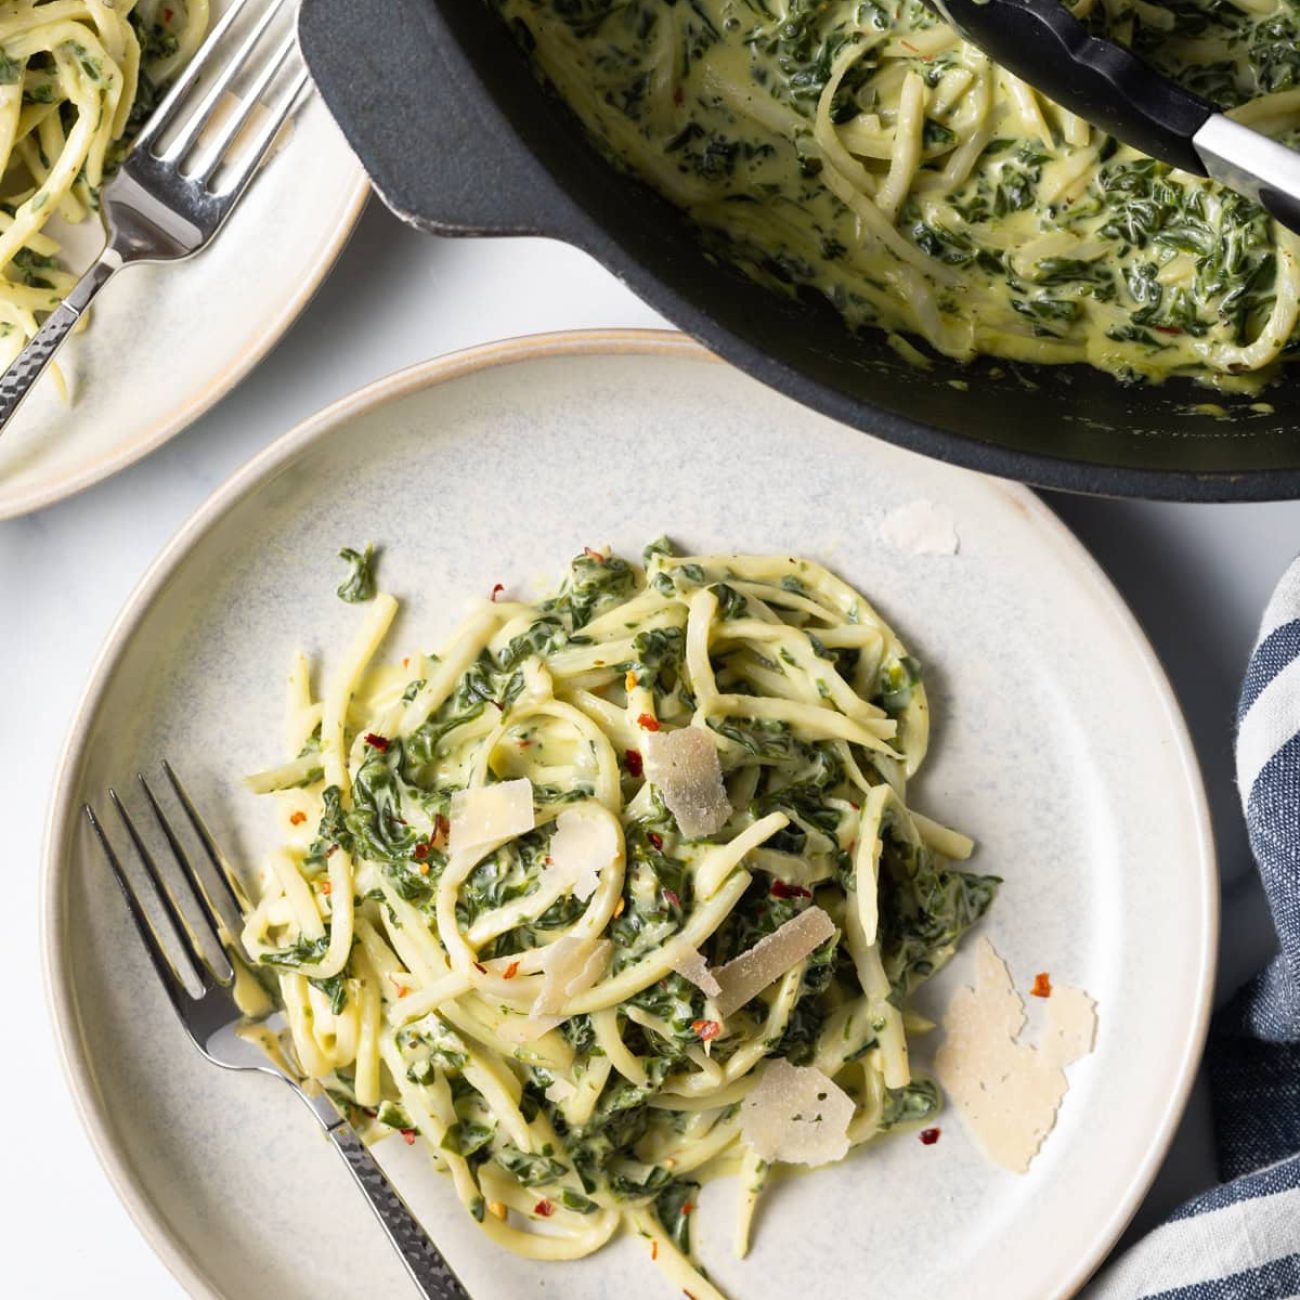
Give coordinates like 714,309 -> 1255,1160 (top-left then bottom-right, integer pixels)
241,542 -> 997,1297
0,1 -> 207,374
495,0 -> 1300,387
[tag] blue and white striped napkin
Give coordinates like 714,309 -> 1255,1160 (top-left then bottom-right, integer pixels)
1092,558 -> 1300,1299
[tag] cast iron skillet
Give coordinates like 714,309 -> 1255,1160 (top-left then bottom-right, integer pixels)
298,0 -> 1300,500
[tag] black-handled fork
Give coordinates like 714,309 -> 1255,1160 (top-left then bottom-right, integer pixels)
84,762 -> 472,1300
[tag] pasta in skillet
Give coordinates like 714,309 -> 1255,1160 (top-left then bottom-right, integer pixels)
494,0 -> 1300,387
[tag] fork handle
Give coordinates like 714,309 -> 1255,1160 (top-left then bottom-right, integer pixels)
313,1106 -> 472,1299
0,251 -> 120,435
327,1124 -> 473,1299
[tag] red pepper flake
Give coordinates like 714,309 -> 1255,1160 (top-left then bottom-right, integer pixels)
413,841 -> 429,860
691,1019 -> 720,1042
651,1240 -> 659,1261
491,582 -> 505,602
663,888 -> 681,910
364,732 -> 389,751
289,811 -> 306,826
402,657 -> 410,668
770,879 -> 811,899
401,1129 -> 417,1146
1031,972 -> 1053,998
625,749 -> 644,778
534,1199 -> 555,1218
647,831 -> 663,851
431,814 -> 449,848
583,547 -> 606,563
682,1202 -> 695,1215
919,1127 -> 941,1145
637,712 -> 661,732
503,960 -> 521,980
320,881 -> 332,895
473,961 -> 488,975
1153,325 -> 1184,336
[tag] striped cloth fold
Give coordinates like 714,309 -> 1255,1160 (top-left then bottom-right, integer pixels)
1090,558 -> 1300,1299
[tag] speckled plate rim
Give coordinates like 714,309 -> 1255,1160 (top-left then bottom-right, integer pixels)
0,156 -> 369,522
41,327 -> 1218,1300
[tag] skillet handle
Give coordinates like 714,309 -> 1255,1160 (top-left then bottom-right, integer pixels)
297,0 -> 574,238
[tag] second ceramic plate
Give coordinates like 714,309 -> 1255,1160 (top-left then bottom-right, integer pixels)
45,331 -> 1214,1300
0,2 -> 367,521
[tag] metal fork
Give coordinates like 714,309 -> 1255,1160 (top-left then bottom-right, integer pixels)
0,0 -> 310,433
85,763 -> 472,1300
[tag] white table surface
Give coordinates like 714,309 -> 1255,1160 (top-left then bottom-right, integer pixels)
1,198 -> 1295,1298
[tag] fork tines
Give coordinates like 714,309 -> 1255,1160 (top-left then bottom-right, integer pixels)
133,0 -> 310,197
85,768 -> 246,1011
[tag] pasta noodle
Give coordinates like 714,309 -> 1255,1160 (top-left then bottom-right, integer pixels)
241,541 -> 999,1294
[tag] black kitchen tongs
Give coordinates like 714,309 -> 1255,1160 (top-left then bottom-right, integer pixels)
928,0 -> 1300,234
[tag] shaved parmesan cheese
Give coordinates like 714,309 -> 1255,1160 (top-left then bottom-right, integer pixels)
740,1060 -> 854,1166
664,938 -> 721,999
449,779 -> 534,852
644,727 -> 731,838
1040,985 -> 1098,1069
714,906 -> 837,1018
935,938 -> 1097,1173
544,1076 -> 577,1104
532,936 -> 612,1018
548,805 -> 617,901
880,499 -> 959,556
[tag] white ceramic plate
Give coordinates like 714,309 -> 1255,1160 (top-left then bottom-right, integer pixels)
44,330 -> 1216,1300
0,5 -> 367,521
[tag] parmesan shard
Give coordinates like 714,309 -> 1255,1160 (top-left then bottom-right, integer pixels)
449,779 -> 534,852
664,937 -> 722,999
532,936 -> 612,1018
1040,985 -> 1098,1069
740,1060 -> 854,1166
935,938 -> 1097,1174
644,726 -> 732,838
880,499 -> 959,556
548,805 -> 618,901
714,906 -> 837,1018
544,1076 -> 577,1104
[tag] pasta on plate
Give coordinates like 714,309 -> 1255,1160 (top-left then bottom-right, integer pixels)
0,1 -> 207,373
240,541 -> 998,1298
